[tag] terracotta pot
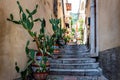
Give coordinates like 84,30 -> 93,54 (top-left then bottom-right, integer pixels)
31,63 -> 41,72
46,61 -> 50,71
54,49 -> 60,53
33,72 -> 48,80
53,44 -> 60,53
32,59 -> 50,72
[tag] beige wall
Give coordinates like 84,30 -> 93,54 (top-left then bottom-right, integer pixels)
0,0 -> 54,79
97,0 -> 120,51
57,0 -> 65,28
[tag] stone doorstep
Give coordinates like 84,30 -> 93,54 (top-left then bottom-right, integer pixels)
47,75 -> 107,80
52,55 -> 82,58
50,58 -> 96,61
64,50 -> 88,52
50,63 -> 99,69
50,68 -> 102,76
60,53 -> 91,57
64,50 -> 89,54
49,58 -> 96,64
54,54 -> 92,58
50,68 -> 102,72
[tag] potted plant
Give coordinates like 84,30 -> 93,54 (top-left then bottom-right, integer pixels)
7,1 -> 54,80
49,18 -> 66,54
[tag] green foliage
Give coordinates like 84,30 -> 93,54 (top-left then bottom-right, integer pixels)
15,62 -> 20,73
49,18 -> 65,45
79,18 -> 84,26
64,35 -> 71,43
7,1 -> 55,79
7,1 -> 40,33
14,41 -> 35,80
49,18 -> 60,34
71,28 -> 75,36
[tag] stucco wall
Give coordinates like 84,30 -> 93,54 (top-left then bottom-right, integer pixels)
0,0 -> 54,79
97,0 -> 120,51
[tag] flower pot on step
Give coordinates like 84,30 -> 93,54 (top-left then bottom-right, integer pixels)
33,72 -> 48,80
53,44 -> 60,54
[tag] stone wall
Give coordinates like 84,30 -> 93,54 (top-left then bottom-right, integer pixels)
99,46 -> 120,80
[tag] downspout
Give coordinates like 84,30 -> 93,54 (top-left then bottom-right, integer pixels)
90,0 -> 95,54
62,0 -> 65,26
94,0 -> 97,52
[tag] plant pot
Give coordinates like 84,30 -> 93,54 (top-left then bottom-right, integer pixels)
53,44 -> 60,53
53,44 -> 59,49
36,52 -> 42,62
54,49 -> 60,53
31,64 -> 41,72
31,60 -> 50,72
46,61 -> 50,71
33,72 -> 48,80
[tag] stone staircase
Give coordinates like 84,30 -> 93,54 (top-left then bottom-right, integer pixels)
47,45 -> 108,80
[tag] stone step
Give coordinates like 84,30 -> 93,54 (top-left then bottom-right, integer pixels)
49,58 -> 96,64
64,45 -> 88,50
50,63 -> 99,69
53,54 -> 92,58
47,75 -> 108,80
50,68 -> 102,76
64,50 -> 89,54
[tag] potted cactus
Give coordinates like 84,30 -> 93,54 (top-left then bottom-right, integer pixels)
49,18 -> 66,54
7,1 -> 54,80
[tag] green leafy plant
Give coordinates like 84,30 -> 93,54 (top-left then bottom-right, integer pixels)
49,18 -> 60,41
7,1 -> 54,80
15,41 -> 35,80
49,18 -> 66,46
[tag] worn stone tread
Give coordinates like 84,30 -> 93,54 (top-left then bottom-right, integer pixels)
47,75 -> 108,80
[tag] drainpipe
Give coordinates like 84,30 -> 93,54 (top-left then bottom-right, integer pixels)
62,0 -> 65,26
90,0 -> 95,54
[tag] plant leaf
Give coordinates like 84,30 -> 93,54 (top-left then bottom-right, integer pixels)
29,49 -> 35,60
25,40 -> 30,55
22,13 -> 27,21
7,18 -> 12,21
10,14 -> 14,20
26,9 -> 30,14
28,31 -> 35,37
26,19 -> 32,30
17,1 -> 23,13
34,18 -> 40,22
31,9 -> 37,15
15,63 -> 20,73
36,4 -> 38,9
21,22 -> 28,30
12,20 -> 21,24
41,18 -> 46,28
26,59 -> 33,68
21,70 -> 27,80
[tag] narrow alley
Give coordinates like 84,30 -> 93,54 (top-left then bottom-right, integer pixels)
0,0 -> 120,80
